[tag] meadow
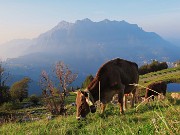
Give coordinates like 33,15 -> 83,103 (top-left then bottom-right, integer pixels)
0,93 -> 180,135
0,67 -> 180,135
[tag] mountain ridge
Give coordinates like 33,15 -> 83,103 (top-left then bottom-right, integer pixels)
1,18 -> 179,94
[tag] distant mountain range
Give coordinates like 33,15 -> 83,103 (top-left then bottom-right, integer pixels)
1,18 -> 180,94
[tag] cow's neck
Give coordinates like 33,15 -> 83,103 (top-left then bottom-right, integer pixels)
88,85 -> 99,102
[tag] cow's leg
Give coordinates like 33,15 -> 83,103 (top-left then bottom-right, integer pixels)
100,103 -> 106,114
134,89 -> 139,104
130,87 -> 137,108
131,93 -> 135,108
123,95 -> 127,110
124,86 -> 136,108
118,91 -> 124,114
118,85 -> 125,114
147,97 -> 150,102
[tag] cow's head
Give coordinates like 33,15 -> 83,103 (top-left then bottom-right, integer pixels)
75,90 -> 96,120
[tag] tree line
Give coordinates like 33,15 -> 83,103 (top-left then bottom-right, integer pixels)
0,77 -> 30,104
0,62 -> 30,104
138,60 -> 168,75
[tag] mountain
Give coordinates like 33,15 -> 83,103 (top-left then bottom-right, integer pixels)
167,38 -> 180,47
2,19 -> 180,94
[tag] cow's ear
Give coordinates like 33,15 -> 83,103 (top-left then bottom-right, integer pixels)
84,92 -> 88,97
81,91 -> 88,97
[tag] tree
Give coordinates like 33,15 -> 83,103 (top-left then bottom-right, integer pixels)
40,70 -> 62,114
0,60 -> 11,104
138,64 -> 149,75
150,60 -> 159,71
159,62 -> 168,70
40,61 -> 77,115
82,74 -> 94,88
139,60 -> 168,75
10,77 -> 30,102
29,94 -> 39,105
54,61 -> 78,98
0,86 -> 10,104
0,61 -> 10,87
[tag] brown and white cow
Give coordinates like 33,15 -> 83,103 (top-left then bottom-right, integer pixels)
145,81 -> 167,101
75,58 -> 139,120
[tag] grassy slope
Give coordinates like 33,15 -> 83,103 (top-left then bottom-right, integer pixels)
0,67 -> 180,135
0,99 -> 179,135
139,67 -> 180,86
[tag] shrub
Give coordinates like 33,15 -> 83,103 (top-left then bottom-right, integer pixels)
29,94 -> 40,105
139,60 -> 168,75
10,77 -> 30,102
0,86 -> 11,104
82,75 -> 94,88
1,102 -> 21,111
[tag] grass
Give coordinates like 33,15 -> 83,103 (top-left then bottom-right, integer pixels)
0,97 -> 180,135
139,67 -> 180,85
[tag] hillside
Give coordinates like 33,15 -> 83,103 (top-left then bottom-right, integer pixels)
0,93 -> 179,135
140,67 -> 180,84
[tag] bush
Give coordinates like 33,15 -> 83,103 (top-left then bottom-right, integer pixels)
29,94 -> 40,105
139,60 -> 168,75
0,86 -> 11,104
82,75 -> 94,88
1,102 -> 21,111
10,77 -> 30,102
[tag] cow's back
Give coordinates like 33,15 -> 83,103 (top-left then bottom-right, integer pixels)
115,58 -> 138,85
96,58 -> 138,91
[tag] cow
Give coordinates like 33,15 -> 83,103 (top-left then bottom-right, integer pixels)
145,81 -> 167,101
75,58 -> 139,120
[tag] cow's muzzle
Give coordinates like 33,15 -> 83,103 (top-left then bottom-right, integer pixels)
76,116 -> 86,120
90,105 -> 96,113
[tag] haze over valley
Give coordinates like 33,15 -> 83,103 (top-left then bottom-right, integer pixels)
1,19 -> 180,94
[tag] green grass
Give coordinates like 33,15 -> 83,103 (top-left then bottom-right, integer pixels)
139,67 -> 180,85
65,92 -> 76,104
0,97 -> 180,135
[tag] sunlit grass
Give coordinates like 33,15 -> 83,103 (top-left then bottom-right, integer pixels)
0,98 -> 179,135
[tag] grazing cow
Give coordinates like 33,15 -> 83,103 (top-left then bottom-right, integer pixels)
145,81 -> 167,101
75,58 -> 139,120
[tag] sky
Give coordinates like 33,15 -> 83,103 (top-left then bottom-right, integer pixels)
0,0 -> 180,45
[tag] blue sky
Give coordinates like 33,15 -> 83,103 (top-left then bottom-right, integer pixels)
0,0 -> 180,44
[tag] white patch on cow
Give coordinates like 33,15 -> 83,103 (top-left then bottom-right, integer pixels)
86,98 -> 93,106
